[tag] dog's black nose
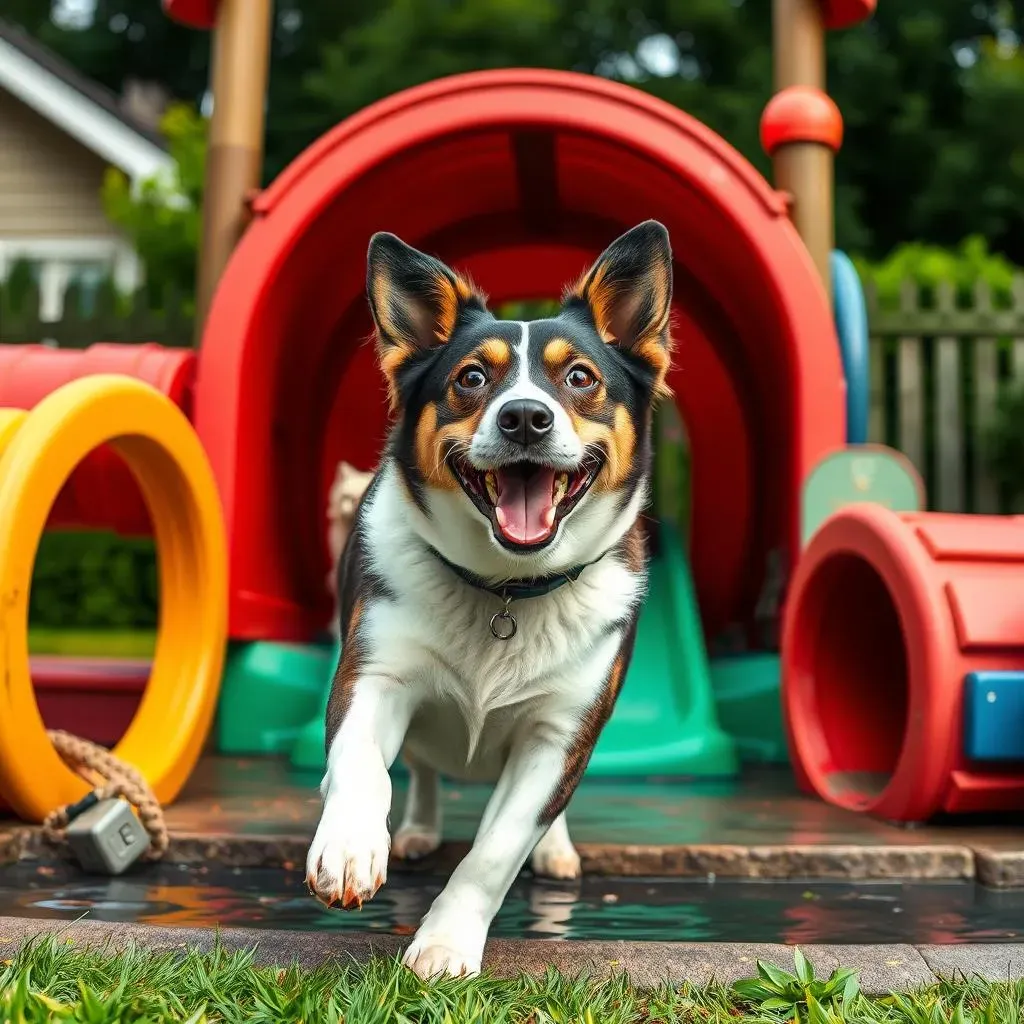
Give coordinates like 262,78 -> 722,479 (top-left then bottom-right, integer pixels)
497,399 -> 554,445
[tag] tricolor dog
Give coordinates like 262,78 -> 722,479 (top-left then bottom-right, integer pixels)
307,220 -> 674,979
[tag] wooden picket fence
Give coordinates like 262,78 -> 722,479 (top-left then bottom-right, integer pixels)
866,277 -> 1024,513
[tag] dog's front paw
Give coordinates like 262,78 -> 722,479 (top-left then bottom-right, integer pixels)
306,818 -> 390,910
402,932 -> 483,980
392,826 -> 441,861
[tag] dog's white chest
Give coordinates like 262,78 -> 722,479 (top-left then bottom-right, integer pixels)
373,578 -> 609,760
358,467 -> 644,774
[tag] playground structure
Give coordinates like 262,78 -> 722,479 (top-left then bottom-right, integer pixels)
784,507 -> 1024,821
2,0 -> 1024,826
0,376 -> 226,821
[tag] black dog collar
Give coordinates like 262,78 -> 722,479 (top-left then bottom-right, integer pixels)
425,544 -> 604,639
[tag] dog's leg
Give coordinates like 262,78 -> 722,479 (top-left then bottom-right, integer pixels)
392,753 -> 442,861
401,732 -> 574,979
306,674 -> 415,909
530,811 -> 581,880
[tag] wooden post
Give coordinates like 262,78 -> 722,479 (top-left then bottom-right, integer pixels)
193,0 -> 273,343
773,0 -> 825,92
773,143 -> 834,293
767,0 -> 835,301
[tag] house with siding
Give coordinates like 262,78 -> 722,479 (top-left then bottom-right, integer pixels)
0,19 -> 173,319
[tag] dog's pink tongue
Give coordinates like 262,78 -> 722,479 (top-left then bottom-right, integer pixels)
494,467 -> 556,545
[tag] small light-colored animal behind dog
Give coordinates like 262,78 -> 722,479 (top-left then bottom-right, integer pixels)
325,460 -> 375,632
307,220 -> 674,979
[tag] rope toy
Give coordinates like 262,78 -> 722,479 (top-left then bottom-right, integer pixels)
41,730 -> 168,861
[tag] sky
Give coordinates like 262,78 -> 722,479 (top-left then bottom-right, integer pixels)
52,0 -> 96,29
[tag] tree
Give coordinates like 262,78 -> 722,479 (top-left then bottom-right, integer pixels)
12,0 -> 1022,268
305,0 -> 1022,261
827,1 -> 1024,260
101,103 -> 206,308
7,1 -> 210,106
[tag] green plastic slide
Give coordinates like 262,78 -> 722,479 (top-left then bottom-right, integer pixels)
286,524 -> 736,778
220,527 -> 738,779
586,523 -> 737,776
217,640 -> 335,757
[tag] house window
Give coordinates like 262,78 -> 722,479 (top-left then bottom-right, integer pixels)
66,261 -> 109,316
0,239 -> 140,323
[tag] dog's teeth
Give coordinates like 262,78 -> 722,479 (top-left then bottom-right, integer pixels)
485,471 -> 498,504
553,472 -> 568,505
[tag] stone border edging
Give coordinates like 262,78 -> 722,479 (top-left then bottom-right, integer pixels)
2,827 -> 1022,885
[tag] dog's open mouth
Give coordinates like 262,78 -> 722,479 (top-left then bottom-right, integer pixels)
452,456 -> 603,548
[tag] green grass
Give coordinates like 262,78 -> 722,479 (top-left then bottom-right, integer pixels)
27,629 -> 156,657
1,937 -> 1021,1023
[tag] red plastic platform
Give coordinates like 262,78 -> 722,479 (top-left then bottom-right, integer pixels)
782,505 -> 1024,822
195,68 -> 845,642
31,657 -> 150,748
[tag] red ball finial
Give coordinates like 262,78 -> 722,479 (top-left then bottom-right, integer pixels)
821,0 -> 877,30
760,86 -> 844,157
162,0 -> 219,29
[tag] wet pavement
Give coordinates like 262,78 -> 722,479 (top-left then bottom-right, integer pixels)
2,861 -> 1022,945
4,759 -> 1024,883
158,759 -> 1024,851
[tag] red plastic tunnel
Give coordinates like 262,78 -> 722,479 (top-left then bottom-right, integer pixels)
0,344 -> 196,534
782,505 -> 1024,822
194,68 -> 845,642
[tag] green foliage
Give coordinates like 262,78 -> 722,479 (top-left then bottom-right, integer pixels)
854,237 -> 1022,308
30,532 -> 158,630
102,103 -> 206,311
4,1 -> 210,111
987,383 -> 1024,503
1,258 -> 38,313
8,2 -> 1021,297
3,937 -> 1024,1023
733,948 -> 862,1020
303,0 -> 1023,264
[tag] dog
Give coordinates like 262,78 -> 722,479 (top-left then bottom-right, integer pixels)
306,220 -> 674,979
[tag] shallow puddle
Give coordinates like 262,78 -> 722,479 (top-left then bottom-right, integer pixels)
1,863 -> 1022,944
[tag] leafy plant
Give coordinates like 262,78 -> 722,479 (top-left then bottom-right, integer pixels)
4,935 -> 1024,1023
0,258 -> 38,314
31,531 -> 159,630
732,948 -> 861,1020
853,237 -> 1023,310
987,382 -> 1024,504
987,380 -> 1024,503
102,102 -> 207,310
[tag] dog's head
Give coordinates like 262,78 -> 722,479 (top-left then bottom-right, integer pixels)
367,221 -> 672,570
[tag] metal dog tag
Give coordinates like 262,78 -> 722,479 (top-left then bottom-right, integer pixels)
65,798 -> 150,875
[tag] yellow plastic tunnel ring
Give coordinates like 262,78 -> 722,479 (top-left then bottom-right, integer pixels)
0,375 -> 227,822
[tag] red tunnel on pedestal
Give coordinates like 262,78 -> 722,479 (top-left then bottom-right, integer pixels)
783,505 -> 1024,822
0,344 -> 195,534
194,68 -> 845,642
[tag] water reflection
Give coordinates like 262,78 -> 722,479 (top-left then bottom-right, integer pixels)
1,863 -> 1022,944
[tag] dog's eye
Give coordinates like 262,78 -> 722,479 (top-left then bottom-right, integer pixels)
456,366 -> 488,391
565,366 -> 597,390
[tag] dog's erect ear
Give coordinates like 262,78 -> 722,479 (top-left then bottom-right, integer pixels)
565,220 -> 673,393
367,231 -> 483,354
